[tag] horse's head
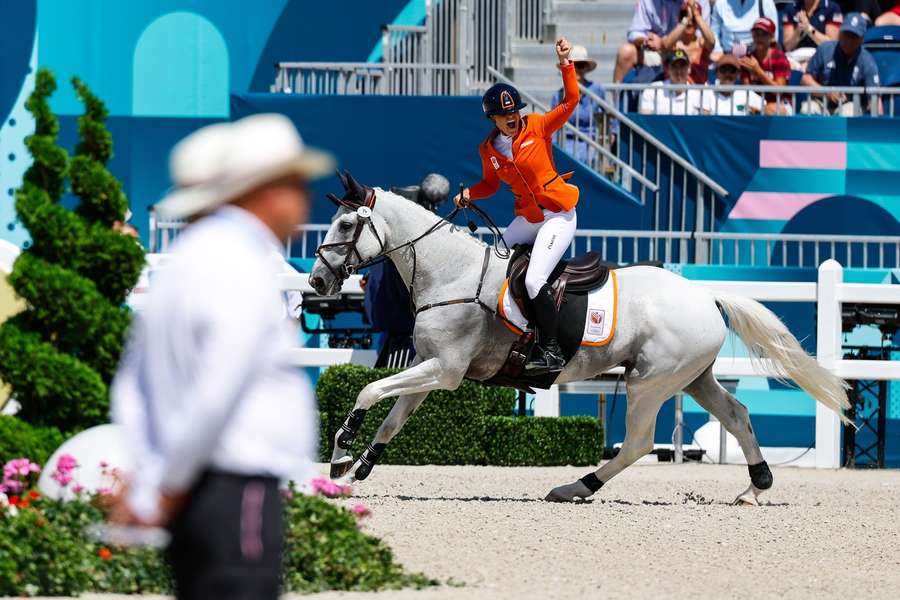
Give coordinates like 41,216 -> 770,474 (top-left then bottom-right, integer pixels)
310,170 -> 390,295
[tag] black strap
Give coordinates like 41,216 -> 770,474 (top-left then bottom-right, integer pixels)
416,246 -> 492,315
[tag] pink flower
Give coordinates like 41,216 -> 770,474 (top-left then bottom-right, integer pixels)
97,487 -> 113,496
50,454 -> 79,489
351,503 -> 371,518
51,471 -> 73,486
1,479 -> 23,494
72,484 -> 85,495
311,477 -> 352,498
99,461 -> 109,469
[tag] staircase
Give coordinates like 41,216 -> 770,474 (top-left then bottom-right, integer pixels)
507,0 -> 633,107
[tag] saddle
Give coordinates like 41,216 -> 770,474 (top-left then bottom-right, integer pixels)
489,246 -> 663,392
506,244 -> 609,322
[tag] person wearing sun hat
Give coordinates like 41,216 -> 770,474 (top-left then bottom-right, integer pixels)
801,11 -> 881,114
701,53 -> 765,115
110,113 -> 334,600
639,49 -> 704,114
661,0 -> 717,84
551,44 -> 615,166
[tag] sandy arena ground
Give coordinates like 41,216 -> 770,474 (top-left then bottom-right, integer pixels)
15,462 -> 900,600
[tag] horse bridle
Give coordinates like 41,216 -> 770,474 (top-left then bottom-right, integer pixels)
314,186 -> 385,282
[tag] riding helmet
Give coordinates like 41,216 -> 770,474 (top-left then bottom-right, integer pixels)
482,83 -> 527,118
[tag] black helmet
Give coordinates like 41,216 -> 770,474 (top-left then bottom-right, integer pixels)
482,83 -> 527,118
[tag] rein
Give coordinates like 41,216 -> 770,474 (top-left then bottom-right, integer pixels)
315,189 -> 516,325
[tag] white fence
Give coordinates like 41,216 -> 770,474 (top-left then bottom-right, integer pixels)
535,259 -> 900,469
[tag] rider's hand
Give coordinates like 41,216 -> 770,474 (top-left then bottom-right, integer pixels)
556,37 -> 572,64
453,188 -> 471,208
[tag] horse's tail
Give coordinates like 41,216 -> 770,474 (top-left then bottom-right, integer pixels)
714,292 -> 851,424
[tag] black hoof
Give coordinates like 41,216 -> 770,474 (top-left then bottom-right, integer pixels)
330,458 -> 353,479
748,461 -> 773,490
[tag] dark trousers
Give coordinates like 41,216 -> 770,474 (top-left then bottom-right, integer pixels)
167,471 -> 283,600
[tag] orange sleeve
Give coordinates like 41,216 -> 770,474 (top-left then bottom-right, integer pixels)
540,62 -> 579,136
468,148 -> 500,199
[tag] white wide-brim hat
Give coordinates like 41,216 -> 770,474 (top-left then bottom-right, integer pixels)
156,113 -> 335,220
569,45 -> 597,72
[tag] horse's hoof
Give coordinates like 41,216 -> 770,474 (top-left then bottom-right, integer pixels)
545,489 -> 573,503
330,455 -> 354,479
733,493 -> 759,506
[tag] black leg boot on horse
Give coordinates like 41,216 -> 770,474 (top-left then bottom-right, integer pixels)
527,283 -> 566,373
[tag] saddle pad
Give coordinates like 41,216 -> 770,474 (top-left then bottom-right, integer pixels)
497,270 -> 618,346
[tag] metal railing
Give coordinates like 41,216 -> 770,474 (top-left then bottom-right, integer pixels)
271,61 -> 468,96
604,83 -> 900,118
149,217 -> 900,269
697,232 -> 900,269
487,67 -> 657,195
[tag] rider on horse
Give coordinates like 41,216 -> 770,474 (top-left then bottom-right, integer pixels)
454,37 -> 580,373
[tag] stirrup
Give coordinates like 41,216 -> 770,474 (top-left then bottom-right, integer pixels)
525,345 -> 566,373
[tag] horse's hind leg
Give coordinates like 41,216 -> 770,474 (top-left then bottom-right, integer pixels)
546,374 -> 676,502
684,366 -> 772,506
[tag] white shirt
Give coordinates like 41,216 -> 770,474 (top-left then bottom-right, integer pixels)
639,81 -> 703,115
701,89 -> 764,115
111,205 -> 316,522
492,133 -> 514,159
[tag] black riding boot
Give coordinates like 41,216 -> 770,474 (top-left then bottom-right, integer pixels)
527,284 -> 566,372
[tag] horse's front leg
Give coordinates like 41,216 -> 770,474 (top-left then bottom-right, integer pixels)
330,357 -> 462,481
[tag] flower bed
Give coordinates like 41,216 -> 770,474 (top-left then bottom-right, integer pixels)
0,456 -> 434,597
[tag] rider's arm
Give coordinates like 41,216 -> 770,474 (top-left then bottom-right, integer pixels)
468,149 -> 500,199
541,62 -> 579,135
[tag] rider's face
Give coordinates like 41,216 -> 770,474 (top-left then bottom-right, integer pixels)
491,112 -> 522,136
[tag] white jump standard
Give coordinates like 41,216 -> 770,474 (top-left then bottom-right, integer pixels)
310,172 -> 850,504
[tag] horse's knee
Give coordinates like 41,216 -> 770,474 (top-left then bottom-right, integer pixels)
748,461 -> 773,490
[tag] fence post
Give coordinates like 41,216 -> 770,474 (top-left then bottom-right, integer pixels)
815,259 -> 843,469
534,385 -> 560,417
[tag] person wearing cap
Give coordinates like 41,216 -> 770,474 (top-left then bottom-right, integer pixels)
702,54 -> 765,114
109,113 -> 334,599
639,49 -> 704,114
453,37 -> 578,373
615,0 -> 712,82
551,44 -> 614,166
801,12 -> 881,114
711,0 -> 780,54
662,0 -> 718,83
740,16 -> 794,114
782,0 -> 843,57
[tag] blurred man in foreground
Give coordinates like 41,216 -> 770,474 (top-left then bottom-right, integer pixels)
110,113 -> 333,600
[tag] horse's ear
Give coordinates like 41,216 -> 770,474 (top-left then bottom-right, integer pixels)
326,192 -> 343,208
344,170 -> 366,202
337,170 -> 350,192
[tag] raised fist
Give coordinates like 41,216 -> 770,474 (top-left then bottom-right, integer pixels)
556,37 -> 572,63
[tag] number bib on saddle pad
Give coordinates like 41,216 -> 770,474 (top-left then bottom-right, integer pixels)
497,270 -> 618,346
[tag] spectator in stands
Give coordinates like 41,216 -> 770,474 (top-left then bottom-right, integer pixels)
702,54 -> 765,114
801,12 -> 881,114
876,1 -> 900,23
662,0 -> 718,83
782,0 -> 843,69
639,49 -> 704,114
740,16 -> 794,114
551,45 -> 614,165
838,0 -> 884,23
712,0 -> 780,53
615,0 -> 712,82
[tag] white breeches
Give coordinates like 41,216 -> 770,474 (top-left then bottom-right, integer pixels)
502,208 -> 577,299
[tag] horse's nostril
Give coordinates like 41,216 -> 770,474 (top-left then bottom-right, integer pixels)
310,276 -> 325,292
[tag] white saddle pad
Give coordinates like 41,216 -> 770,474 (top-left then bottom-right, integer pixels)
497,271 -> 618,347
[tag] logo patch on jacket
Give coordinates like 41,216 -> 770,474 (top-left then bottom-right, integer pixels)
490,156 -> 500,170
521,139 -> 534,148
500,90 -> 514,109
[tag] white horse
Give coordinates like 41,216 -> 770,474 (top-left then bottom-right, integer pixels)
309,173 -> 849,504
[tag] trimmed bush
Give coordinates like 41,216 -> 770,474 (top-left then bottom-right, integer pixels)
0,416 -> 66,468
316,365 -> 515,464
0,70 -> 144,432
316,365 -> 603,467
483,416 -> 603,466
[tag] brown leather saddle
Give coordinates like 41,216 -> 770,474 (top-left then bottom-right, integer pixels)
506,245 -> 610,322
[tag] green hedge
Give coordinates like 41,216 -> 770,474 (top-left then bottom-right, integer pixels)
483,416 -> 602,466
315,365 -> 603,467
0,416 -> 66,467
316,365 -> 515,464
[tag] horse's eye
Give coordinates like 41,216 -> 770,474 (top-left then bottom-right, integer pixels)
339,220 -> 354,232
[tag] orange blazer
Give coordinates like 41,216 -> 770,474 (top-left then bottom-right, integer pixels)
468,62 -> 580,223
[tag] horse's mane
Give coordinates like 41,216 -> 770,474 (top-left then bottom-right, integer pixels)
375,188 -> 491,251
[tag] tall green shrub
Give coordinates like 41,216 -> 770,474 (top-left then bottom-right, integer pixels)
0,70 -> 145,431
